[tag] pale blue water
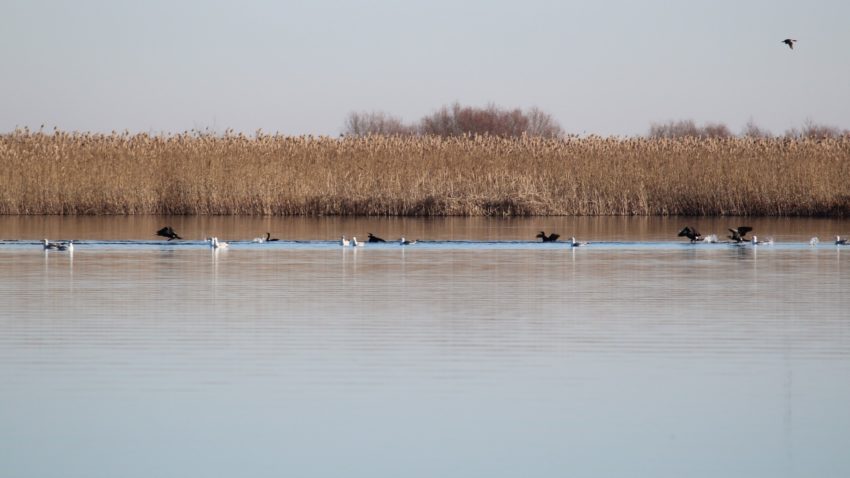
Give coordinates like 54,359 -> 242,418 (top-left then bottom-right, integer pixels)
1,217 -> 849,478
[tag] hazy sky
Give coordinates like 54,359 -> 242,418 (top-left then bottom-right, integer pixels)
3,0 -> 849,136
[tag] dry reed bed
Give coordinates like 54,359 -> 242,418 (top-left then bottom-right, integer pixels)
2,130 -> 849,216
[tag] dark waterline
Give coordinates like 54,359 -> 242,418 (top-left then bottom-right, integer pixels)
2,215 -> 849,242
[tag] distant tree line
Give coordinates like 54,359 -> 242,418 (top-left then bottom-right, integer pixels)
649,118 -> 850,139
344,104 -> 848,140
344,103 -> 564,138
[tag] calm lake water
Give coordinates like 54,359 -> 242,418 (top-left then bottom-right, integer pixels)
1,216 -> 849,478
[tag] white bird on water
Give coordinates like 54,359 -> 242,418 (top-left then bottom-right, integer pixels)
44,239 -> 73,251
570,237 -> 589,247
836,236 -> 848,246
340,236 -> 350,246
351,236 -> 365,247
809,237 -> 820,246
210,237 -> 228,249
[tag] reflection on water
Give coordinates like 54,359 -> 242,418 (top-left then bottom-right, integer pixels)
1,217 -> 849,478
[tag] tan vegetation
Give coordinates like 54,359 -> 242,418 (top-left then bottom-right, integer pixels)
1,128 -> 849,216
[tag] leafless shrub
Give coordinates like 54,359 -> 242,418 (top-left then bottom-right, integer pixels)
345,104 -> 564,138
649,120 -> 700,139
785,119 -> 849,140
741,119 -> 772,138
525,107 -> 564,138
419,103 -> 563,138
649,119 -> 732,139
343,111 -> 414,136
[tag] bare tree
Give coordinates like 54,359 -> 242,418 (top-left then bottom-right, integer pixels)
343,111 -> 413,136
741,119 -> 772,138
649,120 -> 700,138
526,107 -> 564,138
649,119 -> 731,139
419,104 -> 461,137
419,103 -> 562,138
701,123 -> 732,139
793,119 -> 845,139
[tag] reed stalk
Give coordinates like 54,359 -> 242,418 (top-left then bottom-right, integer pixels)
2,129 -> 848,216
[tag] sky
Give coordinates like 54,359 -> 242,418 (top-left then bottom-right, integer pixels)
2,0 -> 849,137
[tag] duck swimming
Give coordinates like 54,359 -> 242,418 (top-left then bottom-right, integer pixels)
367,233 -> 386,243
836,236 -> 848,245
570,237 -> 589,247
340,236 -> 350,246
352,236 -> 365,247
399,237 -> 417,245
42,239 -> 60,250
252,232 -> 279,243
55,241 -> 73,251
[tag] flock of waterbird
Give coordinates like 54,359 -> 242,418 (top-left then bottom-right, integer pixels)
35,40 -> 811,253
38,224 -> 847,252
677,225 -> 846,246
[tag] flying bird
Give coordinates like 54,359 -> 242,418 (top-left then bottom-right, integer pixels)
536,231 -> 560,242
156,226 -> 182,241
677,226 -> 702,242
728,226 -> 753,243
782,39 -> 796,50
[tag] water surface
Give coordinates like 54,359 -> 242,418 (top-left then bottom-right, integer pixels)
1,217 -> 849,478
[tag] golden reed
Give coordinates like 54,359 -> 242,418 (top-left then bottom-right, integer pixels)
2,129 -> 849,216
